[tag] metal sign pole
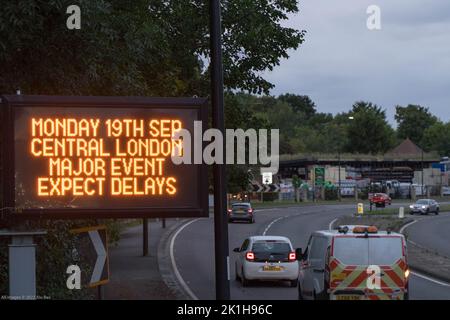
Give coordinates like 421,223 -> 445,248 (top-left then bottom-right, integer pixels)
209,0 -> 230,300
143,218 -> 148,256
97,285 -> 103,300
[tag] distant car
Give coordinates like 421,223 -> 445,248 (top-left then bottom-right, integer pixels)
234,236 -> 299,287
409,199 -> 439,215
369,193 -> 392,208
228,202 -> 255,223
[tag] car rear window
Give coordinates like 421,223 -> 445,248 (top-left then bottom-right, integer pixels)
232,204 -> 250,210
333,236 -> 403,266
252,241 -> 291,262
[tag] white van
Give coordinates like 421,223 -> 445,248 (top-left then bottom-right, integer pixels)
297,226 -> 409,300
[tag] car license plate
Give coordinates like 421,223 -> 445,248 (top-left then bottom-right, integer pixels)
335,295 -> 361,301
262,265 -> 283,272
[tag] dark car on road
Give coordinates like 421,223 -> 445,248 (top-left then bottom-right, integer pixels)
228,202 -> 255,223
409,199 -> 439,215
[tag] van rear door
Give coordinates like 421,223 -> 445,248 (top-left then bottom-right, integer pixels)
367,236 -> 407,300
330,235 -> 407,300
329,237 -> 369,300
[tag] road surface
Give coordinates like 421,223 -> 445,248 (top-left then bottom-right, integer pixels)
171,203 -> 450,300
404,213 -> 450,258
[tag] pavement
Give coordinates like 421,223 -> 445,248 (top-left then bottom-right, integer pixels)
165,203 -> 450,300
103,219 -> 179,300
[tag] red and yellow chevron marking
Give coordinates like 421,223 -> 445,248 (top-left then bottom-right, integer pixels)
329,257 -> 407,300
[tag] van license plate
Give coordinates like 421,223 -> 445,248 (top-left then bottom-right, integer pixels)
335,295 -> 361,300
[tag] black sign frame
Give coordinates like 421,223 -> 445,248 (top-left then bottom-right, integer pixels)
1,95 -> 208,219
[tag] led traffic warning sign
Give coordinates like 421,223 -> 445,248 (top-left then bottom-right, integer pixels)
1,95 -> 208,219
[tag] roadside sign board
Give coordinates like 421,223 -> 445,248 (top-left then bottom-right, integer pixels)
357,203 -> 364,215
314,167 -> 325,186
261,172 -> 272,185
70,225 -> 109,287
1,95 -> 208,219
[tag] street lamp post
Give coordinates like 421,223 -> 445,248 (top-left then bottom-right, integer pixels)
210,0 -> 230,300
338,149 -> 341,201
422,149 -> 424,196
337,116 -> 354,201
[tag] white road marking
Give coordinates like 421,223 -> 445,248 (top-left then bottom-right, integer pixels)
399,219 -> 417,234
227,256 -> 230,281
411,272 -> 450,287
262,216 -> 285,236
329,218 -> 338,230
170,219 -> 201,300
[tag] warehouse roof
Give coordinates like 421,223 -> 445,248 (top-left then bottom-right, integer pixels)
386,138 -> 424,156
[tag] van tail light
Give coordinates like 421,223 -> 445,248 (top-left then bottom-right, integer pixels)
404,269 -> 410,279
325,246 -> 331,287
246,252 -> 255,261
288,252 -> 296,262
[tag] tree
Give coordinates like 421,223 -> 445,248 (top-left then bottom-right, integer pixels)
395,105 -> 438,144
306,112 -> 333,129
278,94 -> 316,118
0,1 -> 176,95
224,92 -> 270,192
292,174 -> 301,202
421,122 -> 450,156
345,101 -> 395,154
0,0 -> 305,96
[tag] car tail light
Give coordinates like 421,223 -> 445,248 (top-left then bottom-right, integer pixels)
289,252 -> 296,262
248,209 -> 253,214
227,209 -> 232,214
246,252 -> 255,261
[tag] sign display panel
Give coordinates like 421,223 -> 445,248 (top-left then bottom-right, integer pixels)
314,167 -> 325,186
1,95 -> 208,218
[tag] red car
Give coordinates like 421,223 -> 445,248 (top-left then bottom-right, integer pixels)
369,193 -> 392,208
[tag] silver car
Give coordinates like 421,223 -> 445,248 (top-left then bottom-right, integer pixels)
409,199 -> 439,215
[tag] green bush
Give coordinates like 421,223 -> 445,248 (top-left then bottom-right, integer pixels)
359,188 -> 369,200
325,188 -> 338,201
262,192 -> 278,202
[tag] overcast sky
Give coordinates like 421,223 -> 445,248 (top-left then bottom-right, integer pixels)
265,0 -> 450,125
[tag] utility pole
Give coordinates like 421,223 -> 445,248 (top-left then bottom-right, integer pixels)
338,150 -> 342,201
143,218 -> 148,256
422,149 -> 424,196
210,0 -> 230,300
